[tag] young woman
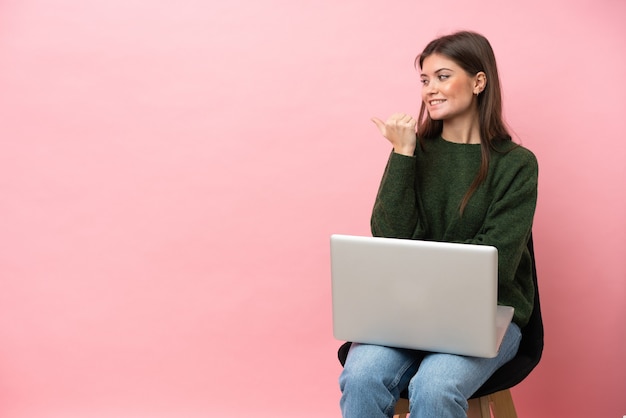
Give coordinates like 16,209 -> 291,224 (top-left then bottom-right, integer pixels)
338,31 -> 538,418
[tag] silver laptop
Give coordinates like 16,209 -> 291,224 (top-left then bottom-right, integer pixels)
330,234 -> 514,358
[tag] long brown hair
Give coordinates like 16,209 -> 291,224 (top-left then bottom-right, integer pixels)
415,31 -> 512,214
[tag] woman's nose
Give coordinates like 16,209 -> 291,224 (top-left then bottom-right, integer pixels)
425,81 -> 438,94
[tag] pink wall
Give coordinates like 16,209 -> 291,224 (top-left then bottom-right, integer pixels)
1,0 -> 624,417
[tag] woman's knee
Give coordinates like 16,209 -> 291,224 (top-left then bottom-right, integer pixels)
339,354 -> 387,393
339,344 -> 416,394
408,372 -> 468,412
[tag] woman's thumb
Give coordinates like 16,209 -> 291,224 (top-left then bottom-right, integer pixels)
371,117 -> 386,134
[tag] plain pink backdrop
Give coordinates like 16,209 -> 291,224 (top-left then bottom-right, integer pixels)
1,0 -> 624,417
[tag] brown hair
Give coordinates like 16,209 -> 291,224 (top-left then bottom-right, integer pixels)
415,31 -> 512,214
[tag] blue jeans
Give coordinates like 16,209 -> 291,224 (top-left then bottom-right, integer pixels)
339,323 -> 522,418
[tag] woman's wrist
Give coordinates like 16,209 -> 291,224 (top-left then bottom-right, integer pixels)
393,145 -> 415,156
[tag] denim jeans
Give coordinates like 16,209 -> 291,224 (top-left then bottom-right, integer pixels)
339,323 -> 522,418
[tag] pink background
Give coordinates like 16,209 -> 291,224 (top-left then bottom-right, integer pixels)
1,0 -> 624,417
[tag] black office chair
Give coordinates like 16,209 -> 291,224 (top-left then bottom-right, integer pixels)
338,235 -> 543,418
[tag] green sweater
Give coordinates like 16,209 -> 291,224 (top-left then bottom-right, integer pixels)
371,136 -> 538,327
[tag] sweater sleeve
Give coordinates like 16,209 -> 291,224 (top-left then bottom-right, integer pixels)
465,150 -> 538,281
370,151 -> 425,239
460,149 -> 538,325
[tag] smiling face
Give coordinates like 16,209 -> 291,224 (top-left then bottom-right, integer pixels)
420,53 -> 485,124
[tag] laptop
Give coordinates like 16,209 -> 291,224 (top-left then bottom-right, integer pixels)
330,234 -> 514,358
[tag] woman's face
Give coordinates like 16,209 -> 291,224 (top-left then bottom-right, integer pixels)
420,53 -> 482,123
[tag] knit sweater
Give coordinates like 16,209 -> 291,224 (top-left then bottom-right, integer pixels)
371,136 -> 538,327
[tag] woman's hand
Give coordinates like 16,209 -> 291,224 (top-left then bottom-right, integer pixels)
371,113 -> 417,156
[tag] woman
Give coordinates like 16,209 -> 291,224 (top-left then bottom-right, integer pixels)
338,31 -> 538,418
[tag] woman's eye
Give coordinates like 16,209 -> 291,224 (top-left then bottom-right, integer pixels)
438,74 -> 450,81
420,79 -> 429,85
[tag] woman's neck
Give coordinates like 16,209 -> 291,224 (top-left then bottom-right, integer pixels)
441,113 -> 481,144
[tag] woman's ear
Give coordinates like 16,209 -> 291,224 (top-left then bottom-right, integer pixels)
474,72 -> 487,95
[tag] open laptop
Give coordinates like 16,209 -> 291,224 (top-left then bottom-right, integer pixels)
330,234 -> 514,358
